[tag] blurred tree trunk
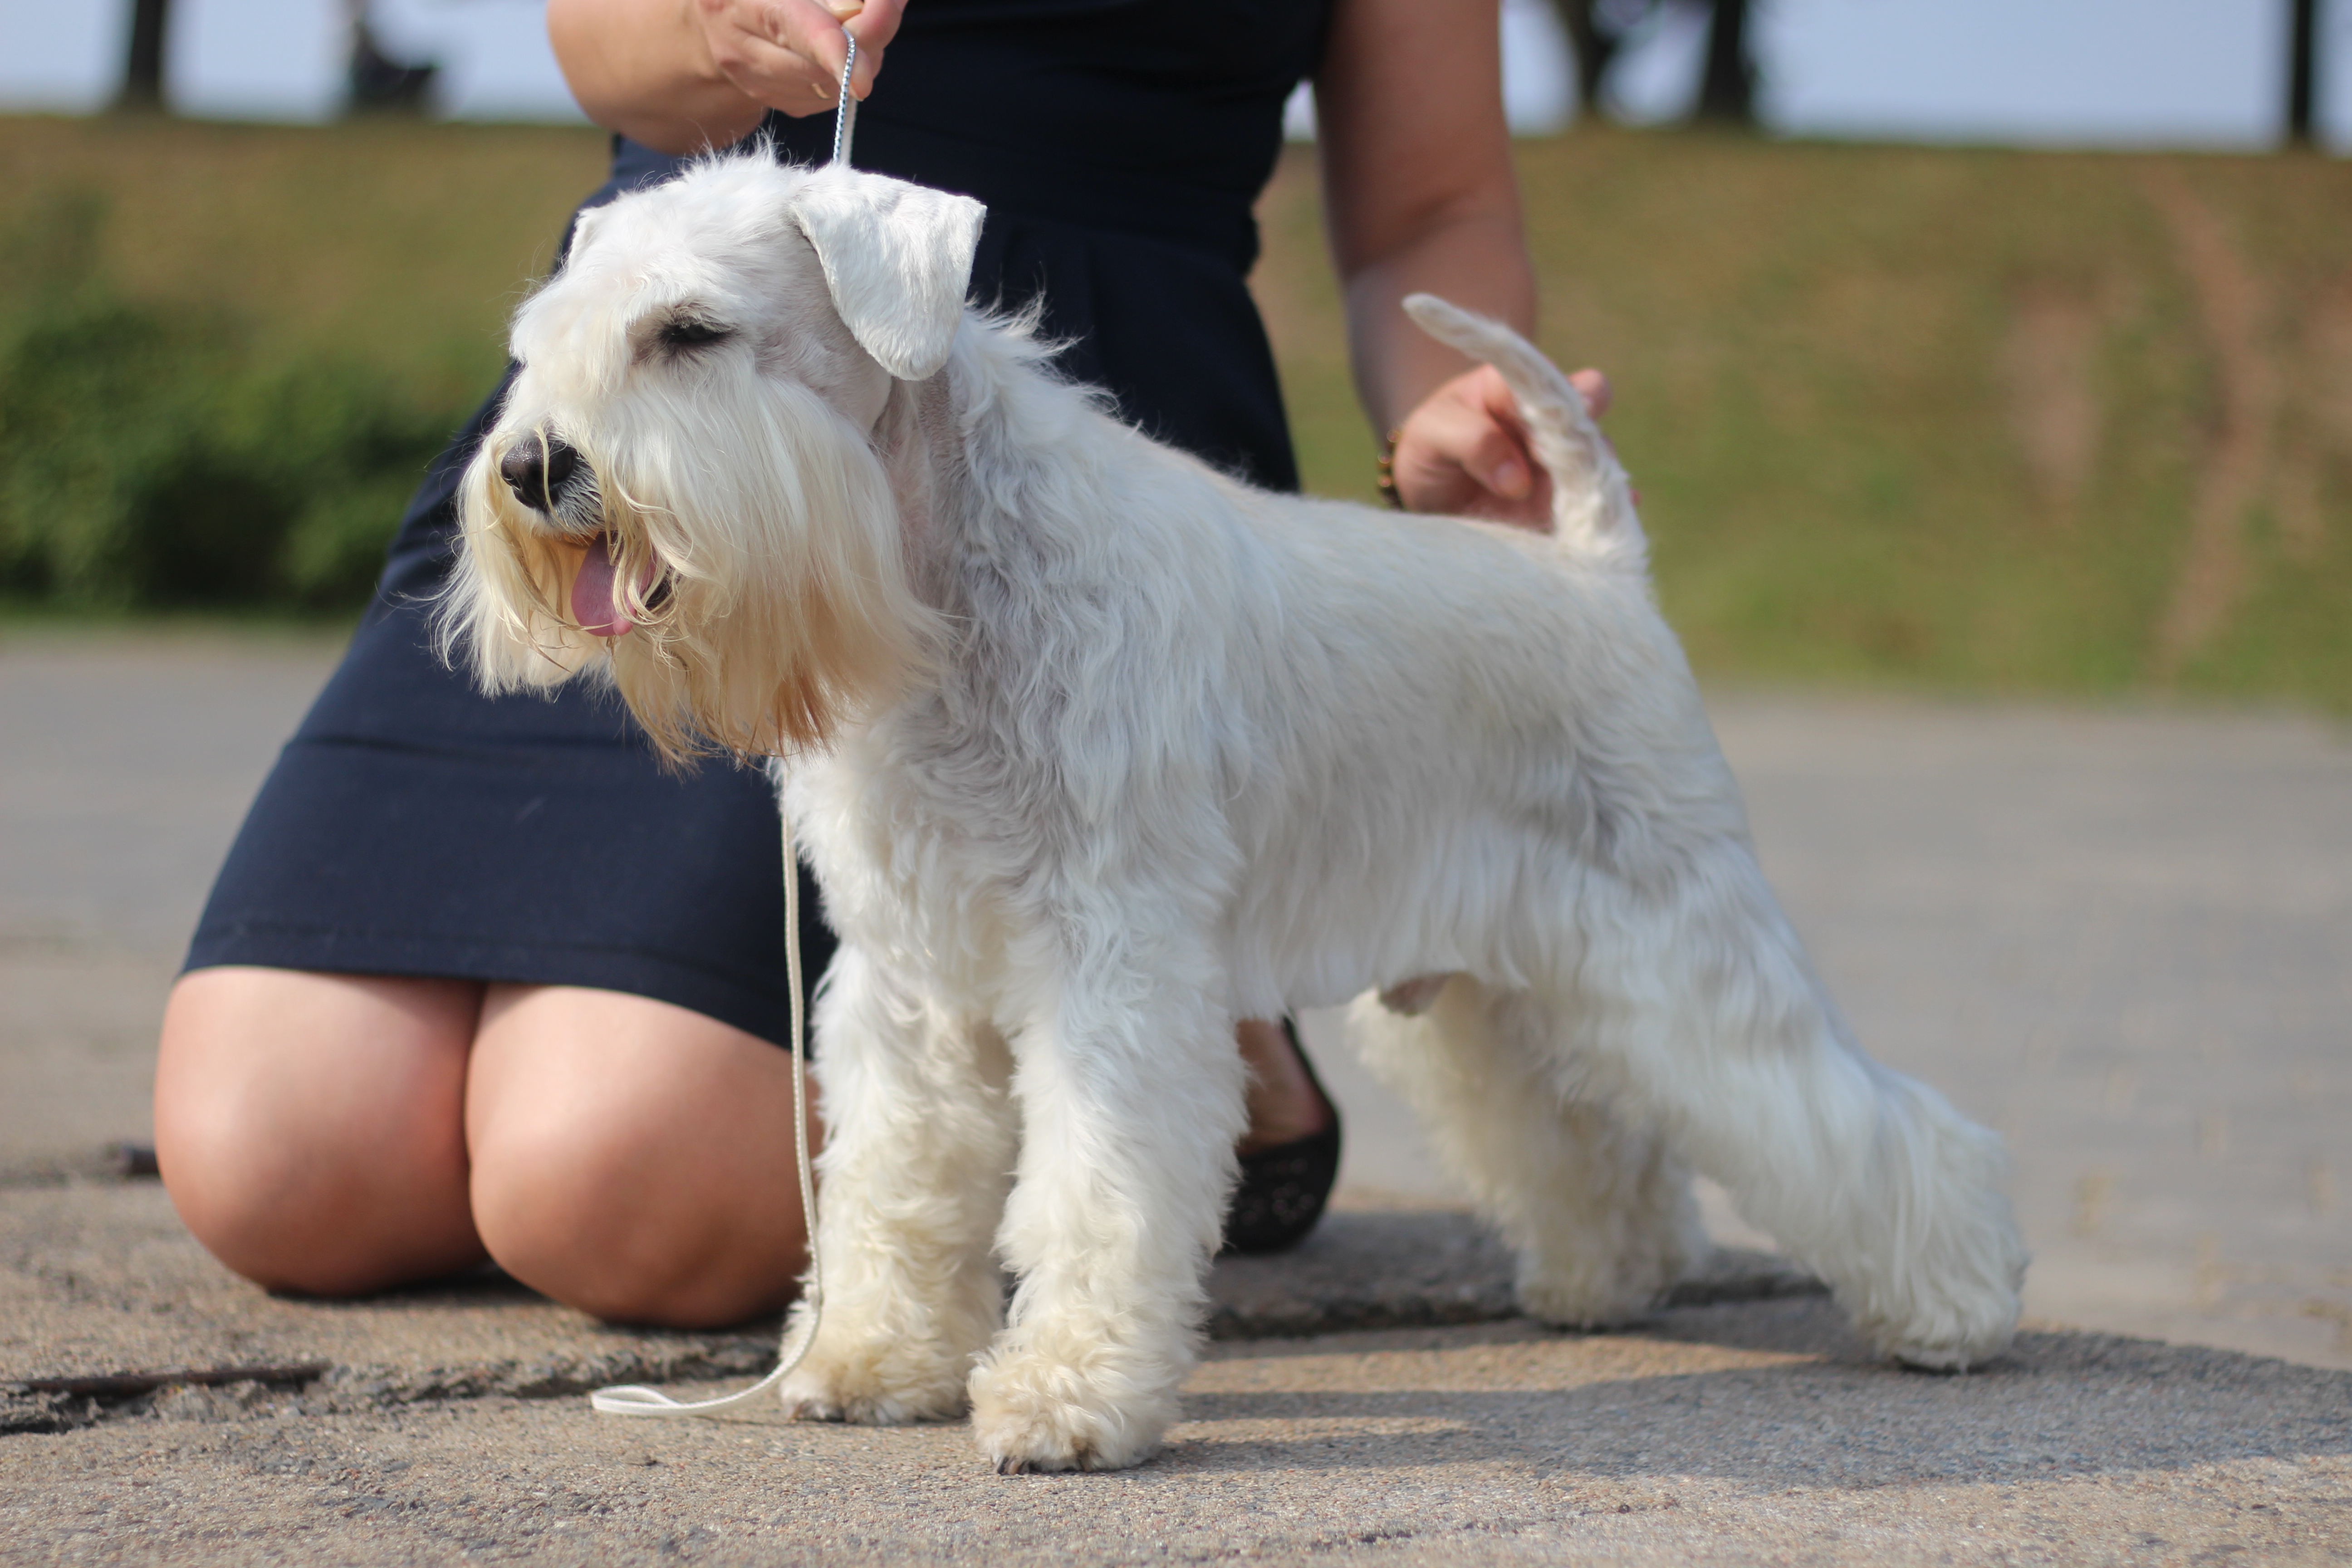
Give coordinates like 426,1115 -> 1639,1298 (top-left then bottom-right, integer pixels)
2286,0 -> 2320,146
116,0 -> 171,112
1555,0 -> 1621,121
1692,0 -> 1757,126
1549,0 -> 1661,123
346,0 -> 439,116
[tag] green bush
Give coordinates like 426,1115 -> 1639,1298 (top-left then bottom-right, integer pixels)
0,191 -> 467,611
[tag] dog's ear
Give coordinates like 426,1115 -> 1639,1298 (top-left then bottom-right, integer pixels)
789,168 -> 985,382
568,204 -> 608,259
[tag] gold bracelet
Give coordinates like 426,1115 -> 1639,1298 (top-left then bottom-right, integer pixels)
1374,428 -> 1405,510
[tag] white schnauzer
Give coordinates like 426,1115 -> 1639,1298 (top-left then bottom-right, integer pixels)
446,154 -> 2027,1473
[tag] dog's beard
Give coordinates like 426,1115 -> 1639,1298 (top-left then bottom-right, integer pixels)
443,379 -> 945,764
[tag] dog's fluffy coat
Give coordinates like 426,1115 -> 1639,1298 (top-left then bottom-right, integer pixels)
447,154 -> 2028,1474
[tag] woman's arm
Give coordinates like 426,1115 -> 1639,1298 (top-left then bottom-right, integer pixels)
1315,0 -> 1603,524
547,0 -> 903,155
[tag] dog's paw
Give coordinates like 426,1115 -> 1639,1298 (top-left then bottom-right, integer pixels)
1837,1156 -> 2029,1372
1514,1241 -> 1695,1331
1511,1163 -> 1714,1332
966,1347 -> 1174,1473
1848,1266 -> 2025,1374
1855,1295 -> 2021,1373
776,1342 -> 971,1426
1515,1273 -> 1659,1331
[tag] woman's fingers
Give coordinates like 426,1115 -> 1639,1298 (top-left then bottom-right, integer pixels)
841,0 -> 906,93
794,0 -> 897,109
1392,365 -> 1550,528
696,0 -> 901,118
1390,362 -> 1619,529
1568,367 -> 1610,419
697,0 -> 833,110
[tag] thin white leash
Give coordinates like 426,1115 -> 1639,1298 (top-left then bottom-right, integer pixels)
588,806 -> 817,1418
589,53 -> 856,1421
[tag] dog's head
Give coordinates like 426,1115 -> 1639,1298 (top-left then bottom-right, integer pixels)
442,154 -> 984,761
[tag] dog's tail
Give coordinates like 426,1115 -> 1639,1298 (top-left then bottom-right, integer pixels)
1402,294 -> 1645,567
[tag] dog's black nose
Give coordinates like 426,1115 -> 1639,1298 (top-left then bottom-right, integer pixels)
500,435 -> 583,513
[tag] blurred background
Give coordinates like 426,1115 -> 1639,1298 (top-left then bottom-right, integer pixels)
0,0 -> 2347,698
0,3 -> 2347,1371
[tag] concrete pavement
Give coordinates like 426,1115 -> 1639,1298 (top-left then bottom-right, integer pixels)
10,1308 -> 2350,1566
3,627 -> 2349,1562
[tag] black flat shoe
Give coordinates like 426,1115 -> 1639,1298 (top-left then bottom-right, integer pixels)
1220,1019 -> 1342,1256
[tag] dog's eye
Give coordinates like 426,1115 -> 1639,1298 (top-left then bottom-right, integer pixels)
657,318 -> 734,352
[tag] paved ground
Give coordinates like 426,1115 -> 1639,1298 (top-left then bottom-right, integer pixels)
11,1308 -> 2350,1567
3,627 -> 2349,1563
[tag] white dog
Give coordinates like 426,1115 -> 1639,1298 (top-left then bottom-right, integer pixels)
445,153 -> 2027,1473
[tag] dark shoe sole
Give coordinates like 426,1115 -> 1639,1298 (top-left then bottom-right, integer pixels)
1219,1019 -> 1343,1256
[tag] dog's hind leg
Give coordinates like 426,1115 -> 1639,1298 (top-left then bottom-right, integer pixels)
1555,845 -> 2029,1369
966,944 -> 1246,1473
1348,979 -> 1708,1328
776,945 -> 1017,1425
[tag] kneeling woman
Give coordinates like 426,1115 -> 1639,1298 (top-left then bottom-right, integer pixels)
155,0 -> 1587,1326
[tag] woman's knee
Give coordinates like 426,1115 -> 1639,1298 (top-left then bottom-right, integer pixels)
154,967 -> 485,1296
466,985 -> 809,1328
467,1122 -> 773,1328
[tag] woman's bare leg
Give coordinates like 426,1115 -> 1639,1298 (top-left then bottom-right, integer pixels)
1236,1018 -> 1335,1153
465,985 -> 814,1329
154,968 -> 486,1296
158,975 -> 1315,1326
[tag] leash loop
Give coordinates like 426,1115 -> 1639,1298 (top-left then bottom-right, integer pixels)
589,808 -> 822,1421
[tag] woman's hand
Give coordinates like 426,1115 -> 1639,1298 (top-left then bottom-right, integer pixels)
548,0 -> 905,152
1389,364 -> 1611,529
692,0 -> 902,118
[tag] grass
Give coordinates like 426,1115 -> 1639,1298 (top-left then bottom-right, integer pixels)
2,113 -> 2347,706
0,115 -> 607,407
1255,134 -> 2352,708
0,117 -> 608,610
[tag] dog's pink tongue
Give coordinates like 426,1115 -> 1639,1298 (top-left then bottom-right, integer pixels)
572,535 -> 634,639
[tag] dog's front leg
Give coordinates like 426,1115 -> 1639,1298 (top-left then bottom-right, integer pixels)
967,951 -> 1245,1474
777,945 -> 1017,1425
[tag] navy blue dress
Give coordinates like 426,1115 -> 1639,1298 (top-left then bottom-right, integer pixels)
187,0 -> 1330,1045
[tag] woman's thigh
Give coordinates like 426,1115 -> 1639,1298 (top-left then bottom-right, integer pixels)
466,985 -> 814,1329
154,967 -> 487,1296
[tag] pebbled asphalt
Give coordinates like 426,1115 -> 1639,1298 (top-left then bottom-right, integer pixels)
2,627 -> 2348,1563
